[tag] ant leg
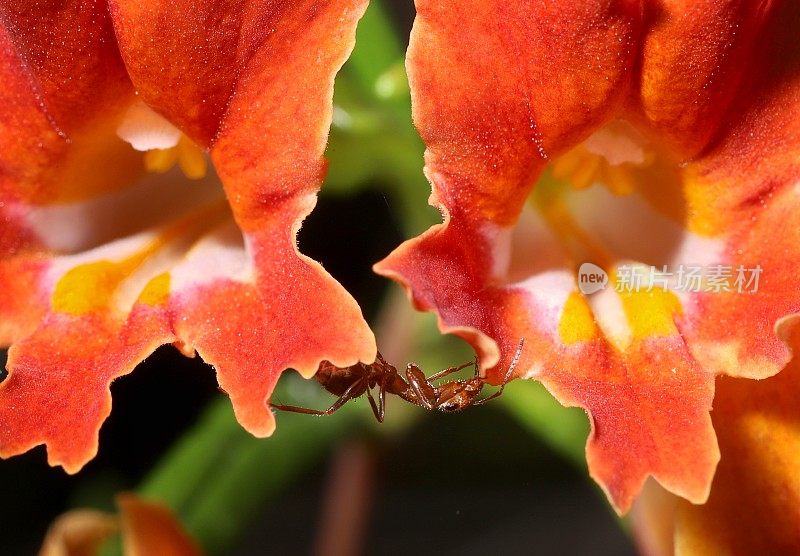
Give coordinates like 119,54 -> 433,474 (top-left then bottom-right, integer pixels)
271,378 -> 367,417
472,387 -> 505,406
473,339 -> 525,406
406,364 -> 436,410
377,374 -> 389,423
472,372 -> 512,406
268,403 -> 330,416
426,360 -> 476,383
364,369 -> 396,422
366,388 -> 383,423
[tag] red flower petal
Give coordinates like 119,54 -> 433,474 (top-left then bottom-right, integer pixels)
0,307 -> 172,472
1,0 -> 374,471
677,1 -> 800,378
169,222 -> 375,437
0,250 -> 47,345
552,338 -> 718,514
378,219 -> 719,513
110,0 -> 376,429
637,0 -> 772,155
0,2 -> 141,204
377,0 -> 800,513
403,0 -> 641,227
0,0 -> 138,343
0,0 -> 151,469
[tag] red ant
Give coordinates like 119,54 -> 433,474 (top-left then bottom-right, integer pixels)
270,340 -> 524,422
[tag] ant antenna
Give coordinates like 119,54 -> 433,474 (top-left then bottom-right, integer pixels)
501,338 -> 525,385
472,338 -> 525,407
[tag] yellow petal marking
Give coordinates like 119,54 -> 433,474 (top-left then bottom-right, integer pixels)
138,272 -> 171,307
682,166 -> 727,237
53,256 -> 155,315
52,204 -> 226,315
559,291 -> 600,344
618,286 -> 683,339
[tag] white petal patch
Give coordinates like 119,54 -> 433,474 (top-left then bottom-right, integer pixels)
586,271 -> 633,351
113,213 -> 224,313
485,206 -> 576,337
487,204 -> 572,284
565,183 -> 723,267
171,221 -> 254,291
117,99 -> 182,151
516,269 -> 576,337
24,167 -> 225,253
669,233 -> 726,308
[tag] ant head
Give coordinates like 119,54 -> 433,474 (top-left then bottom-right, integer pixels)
438,399 -> 464,412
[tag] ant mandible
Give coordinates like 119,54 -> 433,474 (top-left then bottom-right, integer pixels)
270,339 -> 524,422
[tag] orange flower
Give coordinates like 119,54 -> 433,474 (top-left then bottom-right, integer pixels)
39,494 -> 200,556
0,0 -> 375,472
632,332 -> 800,554
376,0 -> 800,514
